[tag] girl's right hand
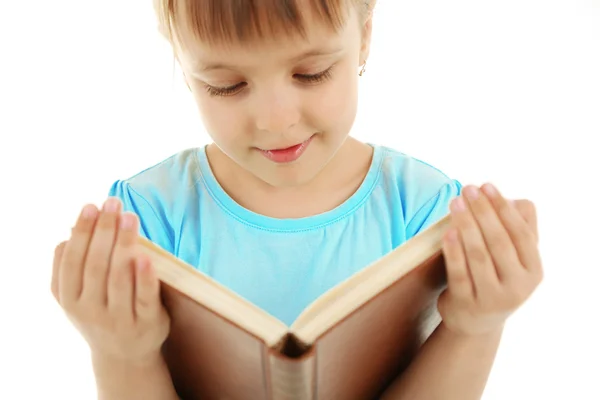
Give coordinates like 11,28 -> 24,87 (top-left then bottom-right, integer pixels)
51,198 -> 171,364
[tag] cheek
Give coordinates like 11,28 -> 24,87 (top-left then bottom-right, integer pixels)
309,69 -> 358,132
192,93 -> 247,145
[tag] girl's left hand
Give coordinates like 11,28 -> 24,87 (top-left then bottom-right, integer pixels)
437,183 -> 544,336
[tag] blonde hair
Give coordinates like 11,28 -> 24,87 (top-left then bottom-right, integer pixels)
153,0 -> 372,47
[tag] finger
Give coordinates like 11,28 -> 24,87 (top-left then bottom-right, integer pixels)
512,199 -> 538,242
483,190 -> 542,276
59,204 -> 99,306
52,241 -> 68,302
465,184 -> 524,282
451,192 -> 500,298
81,198 -> 121,305
107,212 -> 139,321
134,255 -> 161,323
442,227 -> 474,300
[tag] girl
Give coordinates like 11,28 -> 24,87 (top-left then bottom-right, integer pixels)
51,1 -> 543,399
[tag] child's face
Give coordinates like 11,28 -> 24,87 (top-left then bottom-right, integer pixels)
174,6 -> 372,188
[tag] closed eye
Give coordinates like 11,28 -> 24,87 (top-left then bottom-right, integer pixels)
203,82 -> 247,97
294,65 -> 334,84
203,65 -> 335,97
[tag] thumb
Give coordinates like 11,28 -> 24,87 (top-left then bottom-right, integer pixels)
134,255 -> 161,322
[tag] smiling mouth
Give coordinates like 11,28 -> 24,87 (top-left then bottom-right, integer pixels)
257,134 -> 315,163
259,135 -> 315,151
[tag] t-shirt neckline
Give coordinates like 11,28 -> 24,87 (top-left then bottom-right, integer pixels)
196,143 -> 383,232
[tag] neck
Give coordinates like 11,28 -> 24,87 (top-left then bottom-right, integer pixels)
206,137 -> 373,218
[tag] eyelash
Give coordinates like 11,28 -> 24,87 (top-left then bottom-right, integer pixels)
203,66 -> 335,97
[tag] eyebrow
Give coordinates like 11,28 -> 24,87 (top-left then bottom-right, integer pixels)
192,47 -> 344,73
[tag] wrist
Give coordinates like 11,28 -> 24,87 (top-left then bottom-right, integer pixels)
440,320 -> 505,341
91,350 -> 178,400
92,350 -> 164,370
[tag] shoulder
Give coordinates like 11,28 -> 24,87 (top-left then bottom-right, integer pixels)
111,147 -> 201,194
108,147 -> 203,250
374,145 -> 463,237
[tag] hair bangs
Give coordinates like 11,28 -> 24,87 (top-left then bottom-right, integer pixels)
155,0 -> 358,47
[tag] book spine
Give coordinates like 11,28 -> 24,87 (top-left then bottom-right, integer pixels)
268,353 -> 315,400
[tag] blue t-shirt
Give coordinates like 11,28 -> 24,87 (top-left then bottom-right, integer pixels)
108,144 -> 462,326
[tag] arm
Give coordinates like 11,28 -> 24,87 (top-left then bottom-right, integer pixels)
380,322 -> 503,400
93,352 -> 179,400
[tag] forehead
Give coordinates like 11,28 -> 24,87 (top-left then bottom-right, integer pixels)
168,0 -> 359,60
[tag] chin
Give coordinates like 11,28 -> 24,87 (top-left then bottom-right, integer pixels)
255,165 -> 322,188
254,138 -> 347,188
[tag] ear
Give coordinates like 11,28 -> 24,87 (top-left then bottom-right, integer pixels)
359,1 -> 376,67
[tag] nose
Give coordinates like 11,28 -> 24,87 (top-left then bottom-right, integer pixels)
253,87 -> 301,134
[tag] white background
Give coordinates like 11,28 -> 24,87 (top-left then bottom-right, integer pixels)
1,0 -> 599,399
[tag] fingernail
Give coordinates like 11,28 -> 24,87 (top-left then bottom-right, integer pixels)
482,183 -> 497,197
137,256 -> 149,273
82,205 -> 98,219
120,213 -> 134,230
103,198 -> 120,213
451,197 -> 466,212
445,228 -> 458,242
464,186 -> 479,200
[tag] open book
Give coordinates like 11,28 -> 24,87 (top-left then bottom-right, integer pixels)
136,214 -> 452,400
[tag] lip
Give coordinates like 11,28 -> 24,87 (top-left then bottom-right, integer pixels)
258,135 -> 315,164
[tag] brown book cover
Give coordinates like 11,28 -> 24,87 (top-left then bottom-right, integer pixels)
136,214 -> 451,400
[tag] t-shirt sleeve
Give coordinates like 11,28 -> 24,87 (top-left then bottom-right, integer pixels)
405,179 -> 463,239
108,179 -> 174,253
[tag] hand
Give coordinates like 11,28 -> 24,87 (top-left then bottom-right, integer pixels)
51,197 -> 170,364
437,183 -> 543,336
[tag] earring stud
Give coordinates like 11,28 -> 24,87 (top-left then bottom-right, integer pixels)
359,60 -> 367,76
